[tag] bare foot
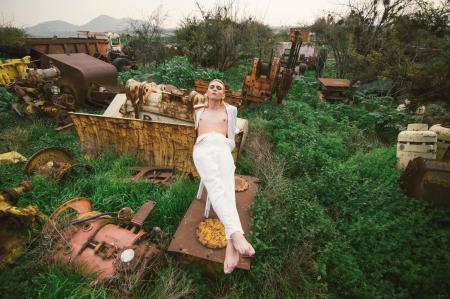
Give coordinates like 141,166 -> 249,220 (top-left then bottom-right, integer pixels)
224,241 -> 240,274
231,232 -> 255,257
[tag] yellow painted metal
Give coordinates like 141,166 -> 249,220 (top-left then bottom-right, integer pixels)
71,93 -> 248,176
0,182 -> 45,270
0,151 -> 27,164
0,56 -> 30,85
397,123 -> 437,169
430,124 -> 450,160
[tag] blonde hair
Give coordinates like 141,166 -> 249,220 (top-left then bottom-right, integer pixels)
204,79 -> 226,106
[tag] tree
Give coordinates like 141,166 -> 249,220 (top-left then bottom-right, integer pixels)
312,0 -> 449,103
127,6 -> 168,65
0,20 -> 27,58
175,2 -> 275,70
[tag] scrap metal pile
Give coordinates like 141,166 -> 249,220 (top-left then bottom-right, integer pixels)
6,53 -> 122,125
43,198 -> 163,281
69,79 -> 248,176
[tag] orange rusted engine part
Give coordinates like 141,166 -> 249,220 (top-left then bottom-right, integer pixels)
242,57 -> 281,103
44,198 -> 161,280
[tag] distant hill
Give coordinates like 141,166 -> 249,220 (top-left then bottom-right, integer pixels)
26,20 -> 79,36
78,15 -> 130,32
26,15 -> 133,37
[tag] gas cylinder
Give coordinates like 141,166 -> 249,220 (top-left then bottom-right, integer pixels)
397,124 -> 437,169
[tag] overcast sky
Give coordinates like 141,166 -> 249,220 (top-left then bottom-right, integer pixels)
1,0 -> 351,28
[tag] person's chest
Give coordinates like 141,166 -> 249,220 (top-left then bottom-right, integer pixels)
198,108 -> 228,128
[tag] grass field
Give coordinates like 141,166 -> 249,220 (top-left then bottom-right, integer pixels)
0,57 -> 449,298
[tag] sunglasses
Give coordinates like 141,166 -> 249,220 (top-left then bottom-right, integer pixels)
208,84 -> 223,91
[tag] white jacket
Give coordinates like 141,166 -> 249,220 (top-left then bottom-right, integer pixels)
193,102 -> 238,151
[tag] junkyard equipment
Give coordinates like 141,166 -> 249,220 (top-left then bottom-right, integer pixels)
317,78 -> 356,103
40,53 -> 121,107
0,181 -> 45,270
9,53 -> 121,124
43,198 -> 162,280
8,63 -> 71,124
69,81 -> 248,176
168,176 -> 258,275
429,124 -> 450,160
120,79 -> 195,122
289,27 -> 311,43
24,37 -> 108,62
287,27 -> 327,76
0,56 -> 30,85
76,31 -> 135,71
241,55 -> 281,103
241,30 -> 302,104
20,35 -> 134,72
0,151 -> 27,164
397,124 -> 437,169
129,166 -> 174,186
276,30 -> 302,103
400,157 -> 450,209
24,147 -> 91,180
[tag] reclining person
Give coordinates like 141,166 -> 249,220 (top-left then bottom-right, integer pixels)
193,79 -> 255,274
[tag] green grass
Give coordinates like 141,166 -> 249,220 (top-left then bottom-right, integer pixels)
0,58 -> 449,298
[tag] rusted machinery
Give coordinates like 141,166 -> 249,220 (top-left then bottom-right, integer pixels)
400,155 -> 450,209
8,64 -> 70,123
241,56 -> 281,103
276,30 -> 302,103
0,182 -> 45,270
23,35 -> 134,72
24,147 -> 91,180
24,37 -> 109,63
0,56 -> 30,85
129,166 -> 174,186
40,53 -> 121,107
69,81 -> 249,176
8,53 -> 121,124
43,198 -> 162,280
0,151 -> 27,164
289,27 -> 311,43
121,79 -> 194,122
317,78 -> 357,103
193,30 -> 302,105
168,176 -> 258,275
287,27 -> 329,77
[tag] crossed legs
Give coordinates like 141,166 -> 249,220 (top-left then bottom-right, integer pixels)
193,138 -> 255,273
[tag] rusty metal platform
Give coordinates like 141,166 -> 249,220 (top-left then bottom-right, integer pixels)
318,78 -> 351,88
168,176 -> 259,272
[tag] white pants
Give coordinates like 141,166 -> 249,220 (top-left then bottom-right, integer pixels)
193,132 -> 244,239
